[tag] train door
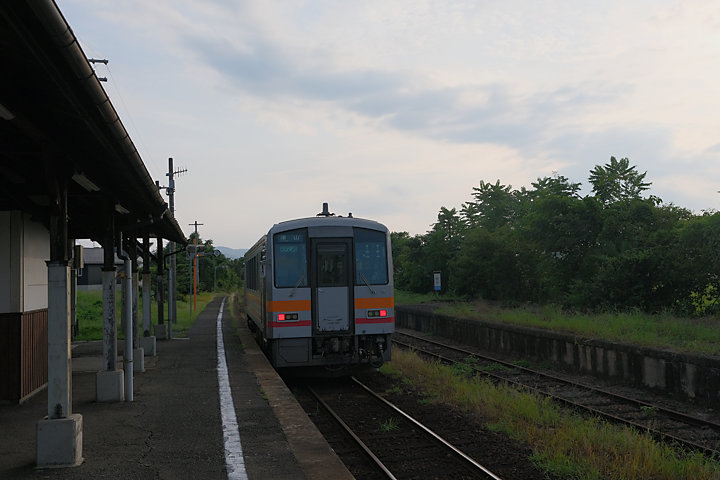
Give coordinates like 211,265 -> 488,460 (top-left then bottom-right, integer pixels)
311,239 -> 353,334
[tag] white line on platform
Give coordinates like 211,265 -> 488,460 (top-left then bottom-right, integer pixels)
216,298 -> 248,480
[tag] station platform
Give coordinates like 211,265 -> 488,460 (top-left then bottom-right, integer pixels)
0,296 -> 353,479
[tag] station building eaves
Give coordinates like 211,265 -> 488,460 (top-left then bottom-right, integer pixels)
0,0 -> 186,245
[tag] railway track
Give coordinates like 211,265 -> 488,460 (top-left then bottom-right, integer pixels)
294,376 -> 502,480
393,329 -> 720,457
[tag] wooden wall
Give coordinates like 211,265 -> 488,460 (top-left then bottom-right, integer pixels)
0,309 -> 48,403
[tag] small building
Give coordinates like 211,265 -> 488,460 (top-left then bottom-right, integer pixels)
77,247 -> 123,291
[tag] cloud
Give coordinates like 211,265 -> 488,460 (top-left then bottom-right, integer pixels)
58,0 -> 720,247
184,26 -> 637,159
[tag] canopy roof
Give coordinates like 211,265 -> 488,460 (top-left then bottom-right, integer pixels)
0,1 -> 185,244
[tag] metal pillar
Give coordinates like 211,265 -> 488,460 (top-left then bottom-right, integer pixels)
157,237 -> 164,324
142,237 -> 151,336
155,237 -> 167,339
129,240 -> 144,369
122,255 -> 133,402
129,241 -> 139,347
70,245 -> 78,340
140,236 -> 156,356
168,240 -> 174,339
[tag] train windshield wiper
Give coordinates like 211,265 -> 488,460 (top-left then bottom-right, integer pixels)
289,274 -> 305,297
359,272 -> 376,295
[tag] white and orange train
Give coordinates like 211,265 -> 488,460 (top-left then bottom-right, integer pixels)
244,204 -> 394,371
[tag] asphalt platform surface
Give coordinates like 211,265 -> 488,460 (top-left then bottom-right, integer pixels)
0,296 -> 353,479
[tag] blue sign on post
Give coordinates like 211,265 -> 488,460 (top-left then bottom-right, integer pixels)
433,271 -> 441,292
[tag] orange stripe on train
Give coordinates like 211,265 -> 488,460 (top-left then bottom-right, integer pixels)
266,299 -> 312,312
354,297 -> 394,309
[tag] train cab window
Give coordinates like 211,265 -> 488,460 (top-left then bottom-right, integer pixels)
317,244 -> 348,287
354,228 -> 388,285
274,229 -> 308,288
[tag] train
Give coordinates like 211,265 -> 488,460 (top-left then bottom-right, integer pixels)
244,203 -> 394,372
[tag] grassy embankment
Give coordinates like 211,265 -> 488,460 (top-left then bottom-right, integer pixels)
392,291 -> 720,478
383,350 -> 720,479
75,290 -> 217,340
395,290 -> 720,355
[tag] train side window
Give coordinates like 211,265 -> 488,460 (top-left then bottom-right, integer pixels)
274,229 -> 308,288
245,256 -> 257,291
354,228 -> 388,285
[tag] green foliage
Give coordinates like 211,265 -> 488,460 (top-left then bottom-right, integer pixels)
378,417 -> 400,432
174,235 -> 244,298
385,350 -> 720,480
75,290 -> 105,341
588,156 -> 651,204
392,157 -> 720,315
451,355 -> 479,377
75,289 -> 215,340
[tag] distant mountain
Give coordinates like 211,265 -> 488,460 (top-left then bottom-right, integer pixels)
216,246 -> 248,259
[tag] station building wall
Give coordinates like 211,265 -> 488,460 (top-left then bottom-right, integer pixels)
0,211 -> 49,402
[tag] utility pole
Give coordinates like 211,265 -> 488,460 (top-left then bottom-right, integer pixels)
157,158 -> 186,340
166,158 -> 186,339
189,221 -> 203,311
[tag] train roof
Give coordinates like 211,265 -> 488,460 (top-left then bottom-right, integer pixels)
270,214 -> 388,234
245,205 -> 389,257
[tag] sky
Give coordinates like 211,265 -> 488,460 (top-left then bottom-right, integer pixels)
59,0 -> 720,249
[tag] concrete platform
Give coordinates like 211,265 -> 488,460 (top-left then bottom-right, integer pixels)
0,297 -> 353,479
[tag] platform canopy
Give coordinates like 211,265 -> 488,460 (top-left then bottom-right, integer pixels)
0,0 -> 185,245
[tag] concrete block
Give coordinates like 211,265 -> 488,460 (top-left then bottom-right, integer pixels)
154,324 -> 168,340
643,356 -> 666,389
133,348 -> 145,372
36,414 -> 83,468
140,336 -> 157,356
96,369 -> 124,402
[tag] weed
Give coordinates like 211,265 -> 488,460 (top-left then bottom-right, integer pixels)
640,405 -> 659,418
382,349 -> 720,480
385,386 -> 403,395
379,417 -> 399,432
452,355 -> 479,377
478,363 -> 511,373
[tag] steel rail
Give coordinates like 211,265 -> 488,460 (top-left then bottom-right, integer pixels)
350,377 -> 503,480
306,385 -> 398,480
396,330 -> 720,431
393,331 -> 720,457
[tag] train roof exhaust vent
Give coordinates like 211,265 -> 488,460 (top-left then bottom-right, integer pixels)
317,202 -> 335,217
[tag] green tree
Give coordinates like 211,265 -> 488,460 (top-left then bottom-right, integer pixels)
588,156 -> 651,204
391,232 -> 428,292
529,173 -> 582,200
462,180 -> 519,231
450,226 -> 523,300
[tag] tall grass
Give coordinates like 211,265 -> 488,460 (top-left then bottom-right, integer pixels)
382,350 -> 720,479
493,307 -> 720,355
395,290 -> 720,355
75,289 -> 216,340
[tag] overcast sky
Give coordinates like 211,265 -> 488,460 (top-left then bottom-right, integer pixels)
60,0 -> 720,249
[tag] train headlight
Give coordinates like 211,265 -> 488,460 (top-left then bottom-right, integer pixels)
367,309 -> 388,318
277,313 -> 299,321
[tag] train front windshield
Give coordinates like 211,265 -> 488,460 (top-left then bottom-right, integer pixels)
354,228 -> 388,285
273,227 -> 388,287
274,229 -> 308,288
